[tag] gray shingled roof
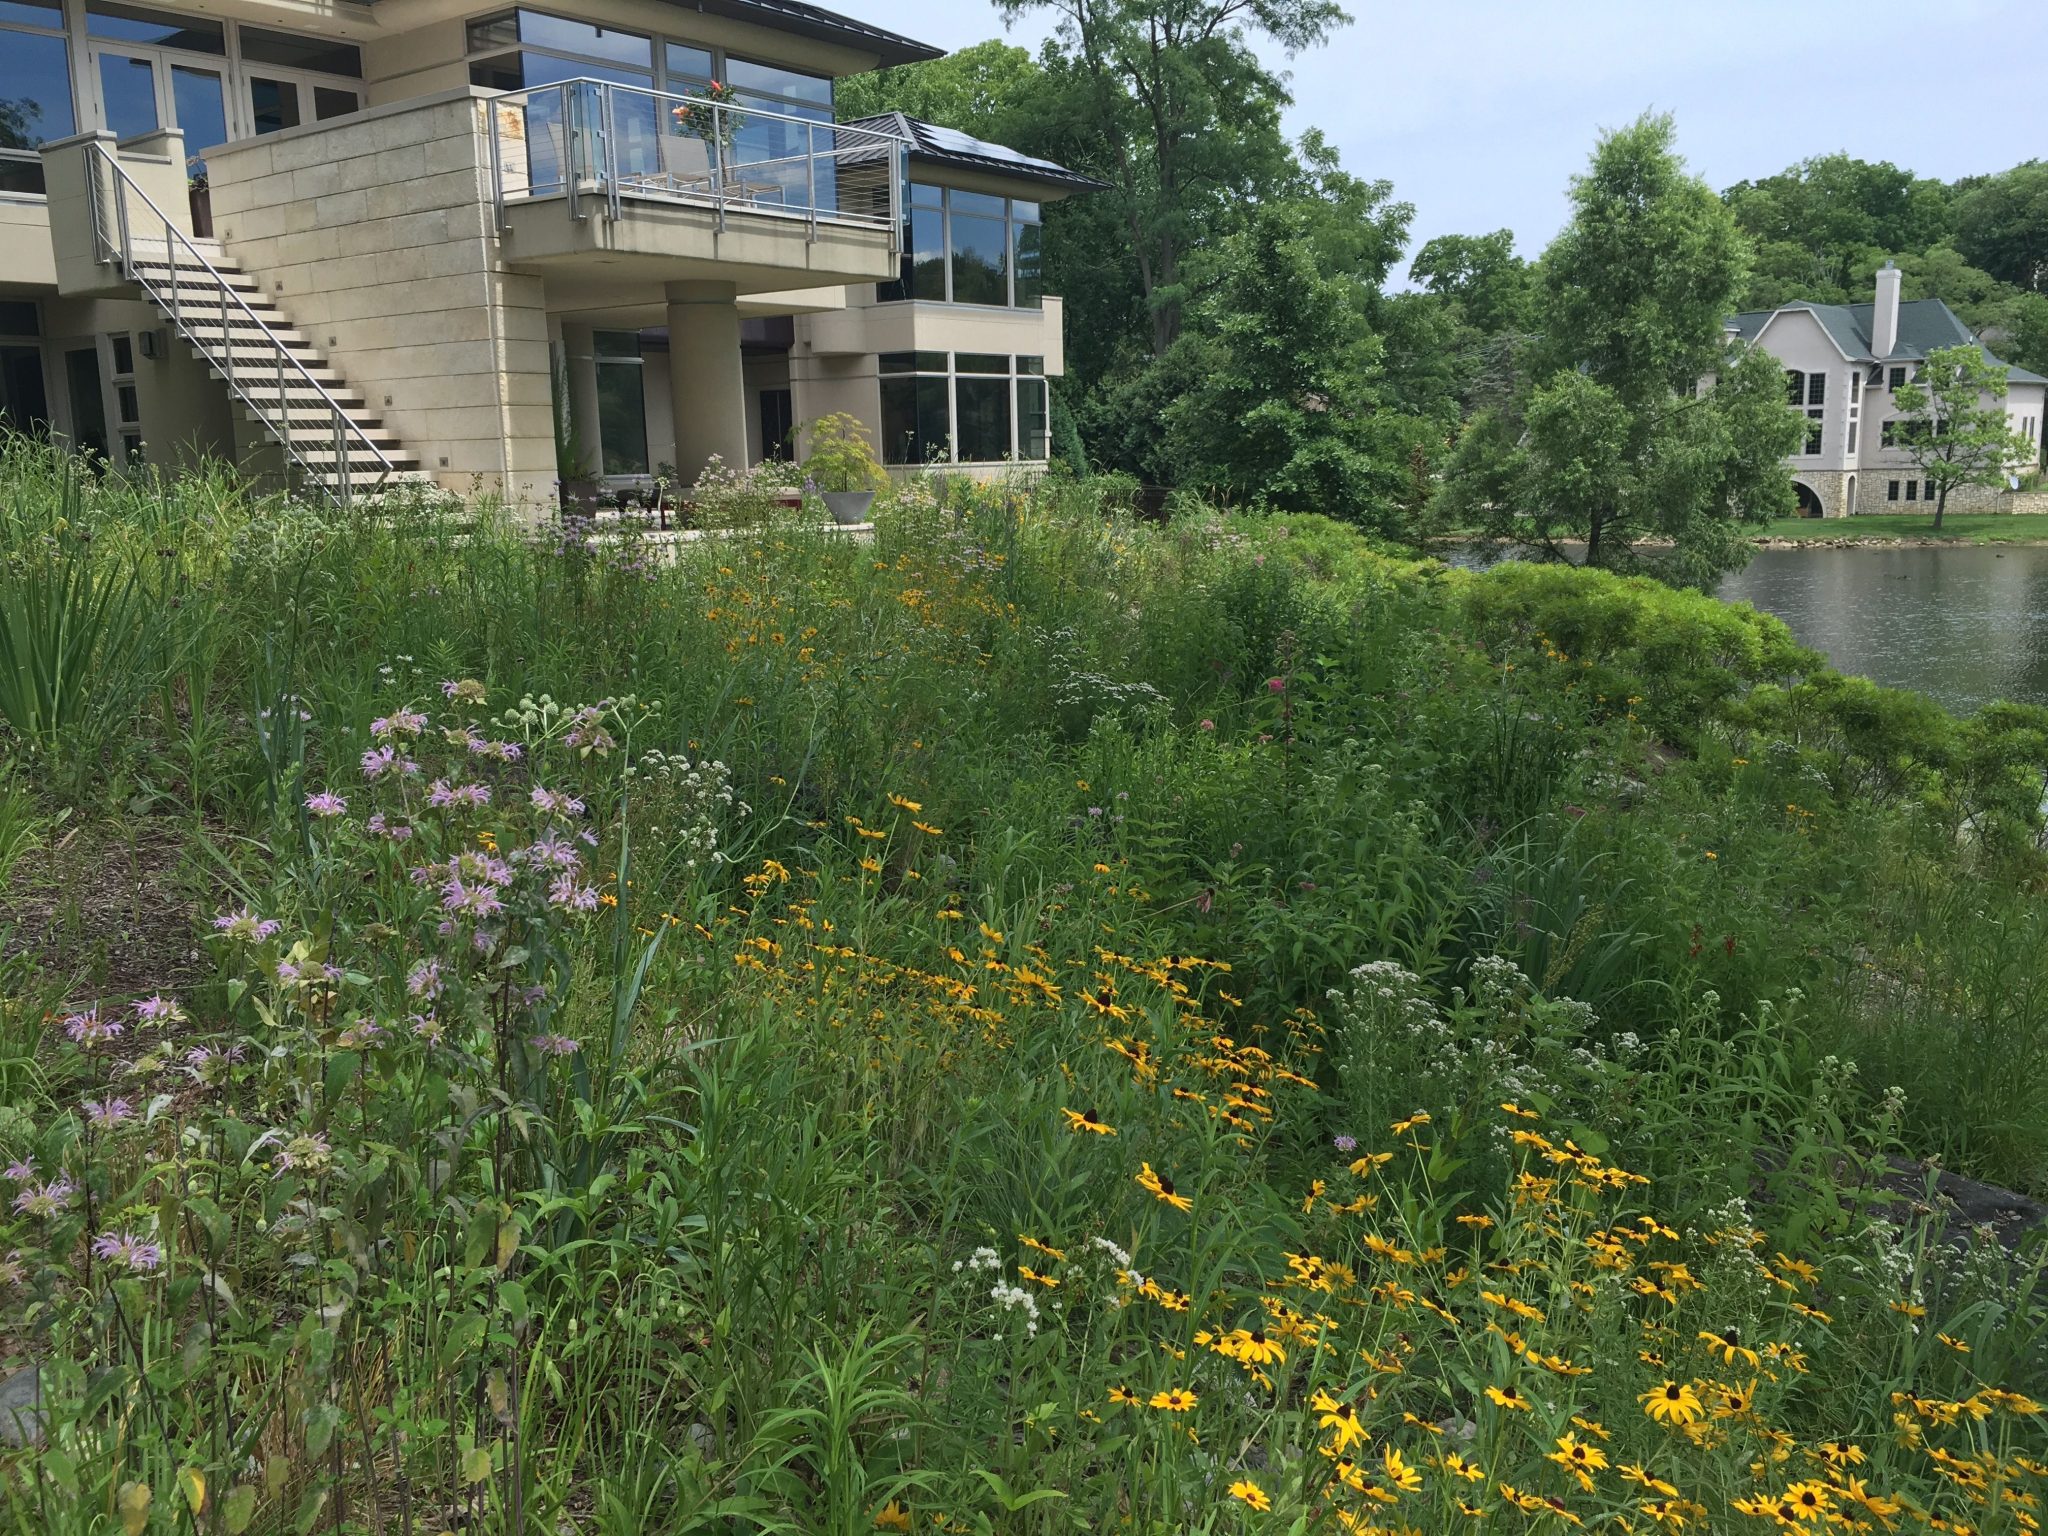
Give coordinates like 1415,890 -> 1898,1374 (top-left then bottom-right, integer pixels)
845,111 -> 1108,194
1730,296 -> 2044,386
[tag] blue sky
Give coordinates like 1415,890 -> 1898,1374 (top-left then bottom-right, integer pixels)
862,0 -> 2047,280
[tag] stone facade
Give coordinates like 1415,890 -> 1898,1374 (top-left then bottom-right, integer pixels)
204,92 -> 556,501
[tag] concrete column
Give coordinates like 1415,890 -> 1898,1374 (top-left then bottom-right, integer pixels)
665,280 -> 747,484
557,321 -> 604,478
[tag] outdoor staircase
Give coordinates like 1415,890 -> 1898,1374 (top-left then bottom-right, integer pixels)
87,146 -> 422,503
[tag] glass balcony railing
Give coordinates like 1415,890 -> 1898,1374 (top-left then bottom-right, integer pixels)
486,79 -> 907,234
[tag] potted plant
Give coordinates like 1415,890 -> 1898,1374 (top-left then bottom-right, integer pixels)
669,80 -> 739,156
801,413 -> 887,525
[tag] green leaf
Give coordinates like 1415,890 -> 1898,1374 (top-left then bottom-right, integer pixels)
461,1443 -> 494,1485
223,1485 -> 257,1534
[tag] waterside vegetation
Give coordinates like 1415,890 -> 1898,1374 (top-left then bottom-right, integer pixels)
1,443 -> 2047,1532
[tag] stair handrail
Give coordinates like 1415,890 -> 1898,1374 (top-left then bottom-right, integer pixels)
83,141 -> 398,504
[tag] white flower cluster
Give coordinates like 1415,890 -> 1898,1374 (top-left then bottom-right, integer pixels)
628,751 -> 750,868
988,1280 -> 1042,1336
952,1246 -> 1001,1275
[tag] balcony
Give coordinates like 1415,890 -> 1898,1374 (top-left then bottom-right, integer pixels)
486,81 -> 908,291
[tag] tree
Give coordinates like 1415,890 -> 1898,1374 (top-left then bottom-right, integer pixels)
1410,229 -> 1535,336
1155,200 -> 1400,518
1436,114 -> 1802,585
1888,343 -> 2029,530
1952,161 -> 2048,295
998,0 -> 1348,356
1724,154 -> 1950,307
833,40 -> 1042,140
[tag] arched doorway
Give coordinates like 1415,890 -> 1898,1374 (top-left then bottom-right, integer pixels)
1845,475 -> 1856,517
1793,481 -> 1824,518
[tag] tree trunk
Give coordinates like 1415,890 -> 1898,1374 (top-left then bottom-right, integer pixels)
1933,483 -> 1947,532
1584,511 -> 1603,568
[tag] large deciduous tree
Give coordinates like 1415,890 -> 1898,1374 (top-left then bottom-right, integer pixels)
997,0 -> 1349,357
1888,343 -> 2029,530
1437,114 -> 1802,587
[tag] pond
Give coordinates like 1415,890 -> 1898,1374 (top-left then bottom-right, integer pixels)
1718,544 -> 2048,713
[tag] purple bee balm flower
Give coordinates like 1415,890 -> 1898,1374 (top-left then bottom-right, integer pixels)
409,1012 -> 445,1043
2,1160 -> 34,1184
442,878 -> 505,919
63,1008 -> 123,1047
91,1232 -> 164,1273
276,959 -> 302,985
366,813 -> 414,842
427,779 -> 491,811
516,832 -> 582,872
82,1095 -> 135,1127
254,1128 -> 332,1176
548,875 -> 600,913
369,708 -> 428,740
336,1018 -> 386,1049
13,1178 -> 75,1218
304,790 -> 348,819
213,908 -> 282,943
452,850 -> 515,886
529,786 -> 586,818
133,994 -> 184,1026
1333,1135 -> 1358,1153
406,959 -> 443,1000
530,1033 -> 579,1057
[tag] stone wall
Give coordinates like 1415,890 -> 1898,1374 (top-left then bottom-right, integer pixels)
202,90 -> 555,503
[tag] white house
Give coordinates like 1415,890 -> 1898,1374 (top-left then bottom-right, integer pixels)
1723,264 -> 2046,517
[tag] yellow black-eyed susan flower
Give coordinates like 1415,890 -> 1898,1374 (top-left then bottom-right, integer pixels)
1060,1107 -> 1116,1136
1639,1381 -> 1703,1425
1136,1163 -> 1192,1212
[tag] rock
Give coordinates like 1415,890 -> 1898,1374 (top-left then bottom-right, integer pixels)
0,1364 -> 42,1448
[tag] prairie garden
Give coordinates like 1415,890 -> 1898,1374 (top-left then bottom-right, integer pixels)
1,440 -> 2046,1533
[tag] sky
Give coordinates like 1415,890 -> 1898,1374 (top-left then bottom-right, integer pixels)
855,0 -> 2047,283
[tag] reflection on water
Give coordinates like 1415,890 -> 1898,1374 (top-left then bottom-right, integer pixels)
1718,546 -> 2048,713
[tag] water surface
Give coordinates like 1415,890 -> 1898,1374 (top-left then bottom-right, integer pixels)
1718,545 -> 2048,713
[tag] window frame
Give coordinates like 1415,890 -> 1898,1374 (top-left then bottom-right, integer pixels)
0,1 -> 78,196
877,183 -> 1046,310
875,349 -> 1052,466
465,6 -> 833,120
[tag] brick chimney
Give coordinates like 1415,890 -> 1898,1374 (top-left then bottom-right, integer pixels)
1872,261 -> 1902,359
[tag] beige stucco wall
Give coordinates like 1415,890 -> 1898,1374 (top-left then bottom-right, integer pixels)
799,295 -> 1065,376
204,90 -> 555,500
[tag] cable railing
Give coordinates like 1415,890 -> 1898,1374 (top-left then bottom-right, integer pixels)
485,79 -> 908,242
83,141 -> 398,505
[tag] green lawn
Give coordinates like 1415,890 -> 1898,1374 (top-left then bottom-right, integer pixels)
1757,512 -> 2048,543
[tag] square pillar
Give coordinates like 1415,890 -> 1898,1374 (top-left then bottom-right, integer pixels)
665,280 -> 747,485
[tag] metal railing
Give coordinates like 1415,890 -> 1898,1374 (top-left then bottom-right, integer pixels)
486,79 -> 907,244
83,141 -> 398,505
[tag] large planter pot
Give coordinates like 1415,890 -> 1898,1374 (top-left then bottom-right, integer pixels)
822,490 -> 875,526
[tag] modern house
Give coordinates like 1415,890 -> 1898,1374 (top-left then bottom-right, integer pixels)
1724,264 -> 2047,517
0,0 -> 1097,504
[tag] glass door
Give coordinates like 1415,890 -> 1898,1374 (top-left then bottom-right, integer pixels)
171,64 -> 229,172
92,46 -> 161,139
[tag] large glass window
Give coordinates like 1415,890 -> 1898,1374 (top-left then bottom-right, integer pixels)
86,2 -> 224,54
877,352 -> 1053,466
593,331 -> 648,477
878,186 -> 1047,308
948,190 -> 1008,307
0,1 -> 75,192
0,300 -> 46,437
239,25 -> 362,78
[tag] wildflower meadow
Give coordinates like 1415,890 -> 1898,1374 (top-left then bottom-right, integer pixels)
1,437 -> 2046,1533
